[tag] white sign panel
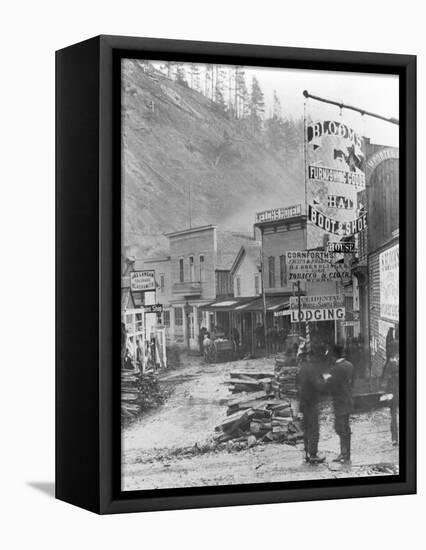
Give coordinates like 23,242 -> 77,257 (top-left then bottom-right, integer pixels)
130,270 -> 156,292
285,251 -> 351,282
380,244 -> 399,322
289,294 -> 345,323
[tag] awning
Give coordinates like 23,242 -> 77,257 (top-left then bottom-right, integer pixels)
201,297 -> 255,312
235,296 -> 290,313
202,296 -> 289,313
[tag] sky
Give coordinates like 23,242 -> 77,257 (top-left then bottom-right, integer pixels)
153,61 -> 399,148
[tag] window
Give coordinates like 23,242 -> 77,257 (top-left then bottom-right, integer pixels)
189,256 -> 194,281
280,255 -> 286,287
163,310 -> 170,326
199,254 -> 205,282
236,276 -> 241,296
254,274 -> 260,295
160,274 -> 165,293
268,256 -> 275,288
174,307 -> 183,326
179,258 -> 184,282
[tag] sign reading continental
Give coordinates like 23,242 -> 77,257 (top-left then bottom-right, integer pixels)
130,270 -> 156,292
380,244 -> 399,322
285,251 -> 351,281
309,205 -> 367,236
255,204 -> 302,224
289,294 -> 345,323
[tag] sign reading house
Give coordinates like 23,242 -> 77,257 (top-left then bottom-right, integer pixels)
289,294 -> 345,323
130,270 -> 156,292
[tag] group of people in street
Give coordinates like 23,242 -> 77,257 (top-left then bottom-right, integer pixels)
297,338 -> 399,465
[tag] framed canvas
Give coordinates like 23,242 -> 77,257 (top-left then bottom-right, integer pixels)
56,35 -> 416,514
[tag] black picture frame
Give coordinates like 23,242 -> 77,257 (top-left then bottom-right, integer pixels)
56,35 -> 416,514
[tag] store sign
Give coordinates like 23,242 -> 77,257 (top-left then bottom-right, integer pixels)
309,205 -> 367,236
289,294 -> 345,323
285,251 -> 351,282
255,204 -> 302,224
327,241 -> 356,253
144,303 -> 163,314
380,244 -> 399,322
306,117 -> 366,249
130,270 -> 156,292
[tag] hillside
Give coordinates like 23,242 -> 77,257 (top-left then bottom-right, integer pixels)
122,59 -> 304,259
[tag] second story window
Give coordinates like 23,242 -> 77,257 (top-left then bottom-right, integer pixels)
280,255 -> 286,287
179,258 -> 184,282
189,256 -> 194,281
160,274 -> 165,293
254,274 -> 260,295
268,256 -> 275,288
236,276 -> 241,296
199,254 -> 205,282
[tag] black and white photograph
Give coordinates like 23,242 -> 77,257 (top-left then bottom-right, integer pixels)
120,58 -> 401,491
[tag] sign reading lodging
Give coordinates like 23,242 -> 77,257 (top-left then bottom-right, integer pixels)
255,204 -> 302,224
379,244 -> 399,322
327,241 -> 356,253
130,270 -> 156,292
285,251 -> 351,281
289,294 -> 345,323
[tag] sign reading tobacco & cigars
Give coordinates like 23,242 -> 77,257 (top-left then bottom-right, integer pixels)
380,244 -> 399,322
255,203 -> 302,224
306,117 -> 366,249
285,250 -> 351,281
130,270 -> 156,292
289,294 -> 345,323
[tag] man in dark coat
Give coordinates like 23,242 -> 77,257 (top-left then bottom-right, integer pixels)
297,345 -> 326,464
325,345 -> 354,463
382,340 -> 399,445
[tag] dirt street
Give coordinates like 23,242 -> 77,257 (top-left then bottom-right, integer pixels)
122,356 -> 399,491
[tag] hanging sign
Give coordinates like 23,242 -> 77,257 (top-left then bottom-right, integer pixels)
289,294 -> 345,323
305,116 -> 366,248
309,205 -> 367,236
130,270 -> 156,292
285,250 -> 351,281
327,241 -> 357,253
143,303 -> 163,314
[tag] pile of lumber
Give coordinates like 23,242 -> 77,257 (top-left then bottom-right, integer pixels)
214,384 -> 303,446
121,369 -> 164,420
226,370 -> 274,394
273,355 -> 299,397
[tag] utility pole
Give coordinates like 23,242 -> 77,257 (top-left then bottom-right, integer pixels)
260,229 -> 268,357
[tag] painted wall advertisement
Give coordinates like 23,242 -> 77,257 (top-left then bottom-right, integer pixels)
305,118 -> 366,248
379,244 -> 399,322
289,294 -> 345,323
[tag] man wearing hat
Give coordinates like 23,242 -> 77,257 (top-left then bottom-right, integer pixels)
324,344 -> 355,463
297,343 -> 327,464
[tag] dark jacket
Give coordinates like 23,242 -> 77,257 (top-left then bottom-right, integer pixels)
297,360 -> 325,412
382,358 -> 399,401
328,358 -> 354,415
